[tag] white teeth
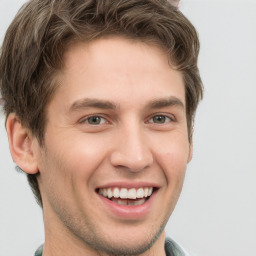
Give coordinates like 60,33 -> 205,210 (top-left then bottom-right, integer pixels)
103,189 -> 108,197
144,187 -> 149,197
107,188 -> 113,198
99,187 -> 154,200
120,188 -> 128,199
136,188 -> 144,198
128,188 -> 137,199
113,187 -> 119,198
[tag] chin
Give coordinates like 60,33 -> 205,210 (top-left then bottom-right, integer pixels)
86,231 -> 161,256
77,219 -> 166,256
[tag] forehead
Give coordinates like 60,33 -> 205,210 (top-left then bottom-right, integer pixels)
64,37 -> 169,71
51,37 -> 185,112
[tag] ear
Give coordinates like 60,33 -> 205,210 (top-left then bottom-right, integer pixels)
6,113 -> 39,174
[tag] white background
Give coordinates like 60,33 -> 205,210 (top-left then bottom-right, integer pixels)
0,1 -> 255,256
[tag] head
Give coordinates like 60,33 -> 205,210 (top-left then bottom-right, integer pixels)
0,0 -> 203,255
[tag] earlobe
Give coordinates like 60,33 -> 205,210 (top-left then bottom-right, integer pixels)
6,113 -> 39,174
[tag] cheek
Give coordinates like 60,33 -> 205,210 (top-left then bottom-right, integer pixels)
66,136 -> 109,171
38,146 -> 92,213
153,135 -> 190,181
41,134 -> 109,187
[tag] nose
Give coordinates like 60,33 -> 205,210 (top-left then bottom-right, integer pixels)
110,126 -> 153,172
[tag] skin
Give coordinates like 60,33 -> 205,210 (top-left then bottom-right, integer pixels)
7,37 -> 192,256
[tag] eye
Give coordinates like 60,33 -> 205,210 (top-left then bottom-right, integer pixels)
82,116 -> 107,125
148,115 -> 173,124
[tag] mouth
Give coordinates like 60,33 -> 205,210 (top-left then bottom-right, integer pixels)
97,187 -> 155,206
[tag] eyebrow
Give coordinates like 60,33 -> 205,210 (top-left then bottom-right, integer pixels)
69,98 -> 117,112
68,96 -> 184,113
147,96 -> 185,110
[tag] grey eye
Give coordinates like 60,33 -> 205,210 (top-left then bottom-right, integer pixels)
87,116 -> 104,125
153,115 -> 166,123
149,115 -> 172,124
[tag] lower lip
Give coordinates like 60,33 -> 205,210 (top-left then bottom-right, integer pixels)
97,191 -> 157,219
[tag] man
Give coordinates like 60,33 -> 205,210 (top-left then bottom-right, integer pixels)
0,0 -> 203,255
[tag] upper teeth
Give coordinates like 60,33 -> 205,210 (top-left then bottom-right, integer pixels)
98,187 -> 153,199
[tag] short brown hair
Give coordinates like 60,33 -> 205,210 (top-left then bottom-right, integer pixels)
0,0 -> 203,207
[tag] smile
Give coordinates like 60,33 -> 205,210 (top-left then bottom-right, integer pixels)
98,187 -> 154,206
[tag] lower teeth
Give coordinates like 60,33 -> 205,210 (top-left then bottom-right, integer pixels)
112,198 -> 146,206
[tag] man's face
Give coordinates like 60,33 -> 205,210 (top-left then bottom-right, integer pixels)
35,37 -> 192,255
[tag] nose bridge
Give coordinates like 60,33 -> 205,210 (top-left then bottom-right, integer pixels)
110,121 -> 153,172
